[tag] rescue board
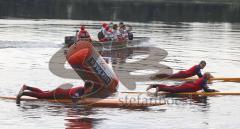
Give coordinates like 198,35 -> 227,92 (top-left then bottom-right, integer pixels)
153,77 -> 240,82
0,96 -> 164,108
121,91 -> 240,96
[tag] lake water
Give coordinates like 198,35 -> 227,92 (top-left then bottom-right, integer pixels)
0,19 -> 240,129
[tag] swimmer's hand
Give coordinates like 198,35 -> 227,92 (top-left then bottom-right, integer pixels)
205,89 -> 219,92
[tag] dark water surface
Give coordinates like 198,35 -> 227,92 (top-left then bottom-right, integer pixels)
0,19 -> 240,129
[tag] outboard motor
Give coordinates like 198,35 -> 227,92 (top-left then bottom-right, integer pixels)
64,36 -> 76,47
127,25 -> 133,40
128,32 -> 133,40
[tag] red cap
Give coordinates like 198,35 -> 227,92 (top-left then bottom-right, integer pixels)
102,23 -> 108,28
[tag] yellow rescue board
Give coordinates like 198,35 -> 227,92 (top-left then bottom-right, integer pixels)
154,77 -> 240,82
0,96 -> 164,108
121,91 -> 240,96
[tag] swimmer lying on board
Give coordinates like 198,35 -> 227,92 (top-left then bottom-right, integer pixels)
152,60 -> 207,79
147,72 -> 219,95
16,80 -> 94,104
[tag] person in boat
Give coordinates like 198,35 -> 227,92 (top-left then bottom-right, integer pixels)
112,24 -> 124,41
77,25 -> 91,41
154,60 -> 207,79
118,22 -> 134,40
119,24 -> 128,40
98,23 -> 108,41
147,72 -> 218,95
100,25 -> 113,42
16,80 -> 95,104
119,22 -> 124,30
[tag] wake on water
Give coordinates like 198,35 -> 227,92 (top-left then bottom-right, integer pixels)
0,41 -> 63,48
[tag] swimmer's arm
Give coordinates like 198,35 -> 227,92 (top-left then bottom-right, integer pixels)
196,66 -> 203,78
202,86 -> 219,92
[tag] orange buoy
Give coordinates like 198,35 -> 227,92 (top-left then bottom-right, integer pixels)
66,41 -> 119,93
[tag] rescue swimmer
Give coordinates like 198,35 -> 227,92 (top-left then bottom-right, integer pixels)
77,25 -> 91,41
16,80 -> 95,104
147,72 -> 219,95
153,60 -> 207,79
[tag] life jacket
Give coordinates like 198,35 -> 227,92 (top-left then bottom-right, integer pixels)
103,29 -> 113,40
78,30 -> 90,39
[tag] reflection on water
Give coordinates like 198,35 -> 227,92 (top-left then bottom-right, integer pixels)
65,107 -> 102,129
65,117 -> 93,129
16,102 -> 101,129
104,46 -> 171,89
164,94 -> 209,107
1,0 -> 240,22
